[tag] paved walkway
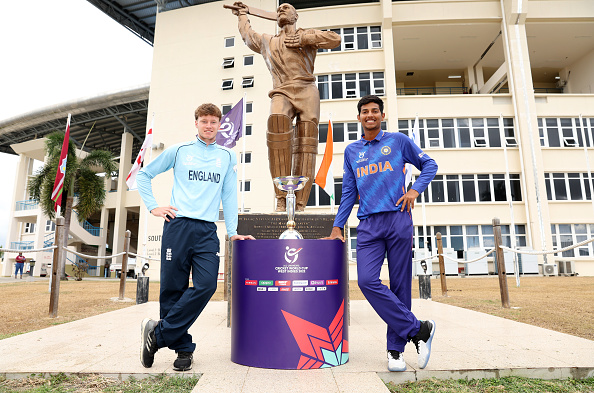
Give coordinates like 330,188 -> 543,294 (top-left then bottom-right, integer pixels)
0,299 -> 592,393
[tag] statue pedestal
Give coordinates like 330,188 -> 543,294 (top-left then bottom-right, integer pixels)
231,239 -> 348,369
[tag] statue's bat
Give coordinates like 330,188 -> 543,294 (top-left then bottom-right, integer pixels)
223,4 -> 277,21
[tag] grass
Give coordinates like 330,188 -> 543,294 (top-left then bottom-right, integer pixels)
387,376 -> 594,392
0,373 -> 199,393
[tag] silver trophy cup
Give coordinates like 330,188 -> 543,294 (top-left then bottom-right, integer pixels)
273,176 -> 309,239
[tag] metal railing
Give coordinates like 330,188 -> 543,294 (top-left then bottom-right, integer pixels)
10,241 -> 34,250
397,87 -> 468,95
15,200 -> 39,211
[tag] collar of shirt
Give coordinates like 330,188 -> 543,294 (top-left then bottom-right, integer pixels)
361,130 -> 385,145
195,137 -> 218,148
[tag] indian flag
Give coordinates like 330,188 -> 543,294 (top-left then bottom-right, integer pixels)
315,118 -> 334,202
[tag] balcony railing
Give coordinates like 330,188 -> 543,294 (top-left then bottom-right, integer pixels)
397,87 -> 469,95
10,241 -> 34,250
15,200 -> 39,211
82,221 -> 102,237
396,87 -> 564,96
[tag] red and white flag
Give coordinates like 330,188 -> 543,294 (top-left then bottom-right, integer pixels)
126,115 -> 154,189
51,114 -> 71,211
315,118 -> 334,201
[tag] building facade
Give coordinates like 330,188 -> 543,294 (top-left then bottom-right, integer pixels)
2,0 -> 594,278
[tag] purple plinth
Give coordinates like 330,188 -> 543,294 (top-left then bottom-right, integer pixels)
231,239 -> 348,369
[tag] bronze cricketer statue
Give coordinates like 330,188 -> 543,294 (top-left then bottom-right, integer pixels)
226,2 -> 341,212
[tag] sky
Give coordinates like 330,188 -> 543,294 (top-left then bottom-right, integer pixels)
0,0 -> 154,246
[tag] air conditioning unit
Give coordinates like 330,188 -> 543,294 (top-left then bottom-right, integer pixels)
556,79 -> 567,89
540,263 -> 558,276
557,260 -> 576,276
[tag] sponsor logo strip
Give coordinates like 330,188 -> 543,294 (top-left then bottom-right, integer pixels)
292,280 -> 308,286
245,280 -> 258,286
309,280 -> 325,285
259,280 -> 274,286
326,279 -> 338,285
275,280 -> 291,286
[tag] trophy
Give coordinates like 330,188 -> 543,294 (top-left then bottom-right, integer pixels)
273,176 -> 309,239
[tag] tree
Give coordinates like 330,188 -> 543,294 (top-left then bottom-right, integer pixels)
28,132 -> 118,280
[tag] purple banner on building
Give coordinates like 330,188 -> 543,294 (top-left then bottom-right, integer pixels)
231,239 -> 348,369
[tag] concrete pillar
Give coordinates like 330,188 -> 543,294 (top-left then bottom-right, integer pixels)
98,206 -> 109,276
112,131 -> 133,267
32,212 -> 46,276
502,0 -> 552,262
2,155 -> 32,276
381,0 -> 398,129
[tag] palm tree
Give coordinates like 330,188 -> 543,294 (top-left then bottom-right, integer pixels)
28,132 -> 118,280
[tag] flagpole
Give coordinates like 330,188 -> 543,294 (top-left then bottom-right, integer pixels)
143,113 -> 155,264
329,113 -> 335,214
241,94 -> 247,213
501,114 -> 519,287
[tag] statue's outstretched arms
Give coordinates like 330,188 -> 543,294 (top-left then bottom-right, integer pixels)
233,2 -> 262,53
285,29 -> 341,49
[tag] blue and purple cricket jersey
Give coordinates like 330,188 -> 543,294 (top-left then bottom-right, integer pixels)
334,130 -> 438,228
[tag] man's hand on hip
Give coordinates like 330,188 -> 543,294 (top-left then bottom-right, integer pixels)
321,226 -> 345,242
397,189 -> 420,212
150,206 -> 178,222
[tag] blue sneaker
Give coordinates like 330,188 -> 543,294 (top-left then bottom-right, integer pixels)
411,320 -> 435,369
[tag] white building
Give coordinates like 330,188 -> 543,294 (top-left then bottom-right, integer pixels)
2,0 -> 594,277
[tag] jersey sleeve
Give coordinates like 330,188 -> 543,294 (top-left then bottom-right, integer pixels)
401,136 -> 438,194
136,146 -> 177,213
221,150 -> 239,237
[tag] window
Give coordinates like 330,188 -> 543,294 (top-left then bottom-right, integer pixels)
318,121 -> 378,143
318,25 -> 382,53
399,117 -> 515,149
242,77 -> 254,88
545,172 -> 594,201
221,79 -> 233,90
539,117 -> 594,148
222,57 -> 234,69
239,180 -> 251,192
246,124 -> 252,136
24,222 -> 36,234
417,174 -> 522,203
45,220 -> 56,232
224,37 -> 235,47
222,104 -> 232,115
306,178 -> 344,207
246,102 -> 253,113
244,55 -> 254,66
316,72 -> 384,100
412,224 -> 527,255
240,152 -> 252,163
551,223 -> 594,257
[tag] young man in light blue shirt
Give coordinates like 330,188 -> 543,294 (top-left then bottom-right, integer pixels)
137,103 -> 254,371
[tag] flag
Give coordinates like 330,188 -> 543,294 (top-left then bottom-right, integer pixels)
404,115 -> 421,189
51,114 -> 71,211
315,119 -> 334,199
126,115 -> 154,189
216,98 -> 244,148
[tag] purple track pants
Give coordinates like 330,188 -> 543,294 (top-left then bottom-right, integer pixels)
356,210 -> 421,352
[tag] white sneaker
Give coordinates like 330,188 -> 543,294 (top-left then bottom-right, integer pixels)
387,350 -> 406,372
411,320 -> 436,369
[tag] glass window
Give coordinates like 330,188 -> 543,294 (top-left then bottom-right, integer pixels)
431,175 -> 444,202
568,173 -> 582,200
224,37 -> 235,47
477,175 -> 491,201
493,174 -> 506,201
462,175 -> 476,202
245,125 -> 252,136
446,175 -> 460,202
244,55 -> 254,66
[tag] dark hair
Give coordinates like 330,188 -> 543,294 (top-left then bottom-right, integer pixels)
194,103 -> 222,121
357,95 -> 384,114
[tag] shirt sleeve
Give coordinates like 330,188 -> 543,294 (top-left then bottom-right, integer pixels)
300,29 -> 341,50
238,15 -> 262,53
401,137 -> 438,194
333,147 -> 357,229
221,151 -> 239,237
136,146 -> 177,213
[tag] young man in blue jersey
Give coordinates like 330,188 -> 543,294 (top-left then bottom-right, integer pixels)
327,95 -> 438,372
136,103 -> 254,371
